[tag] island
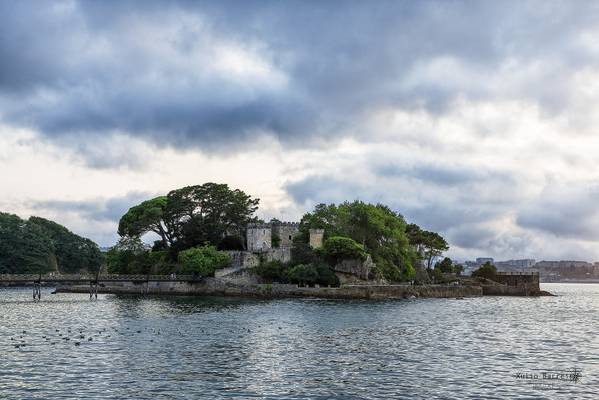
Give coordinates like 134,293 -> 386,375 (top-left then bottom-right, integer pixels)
1,182 -> 546,298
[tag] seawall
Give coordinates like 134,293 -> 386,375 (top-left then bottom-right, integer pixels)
55,279 -> 483,300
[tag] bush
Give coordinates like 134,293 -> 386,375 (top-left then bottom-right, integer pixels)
254,260 -> 288,282
286,263 -> 340,287
287,264 -> 319,286
472,262 -> 497,280
178,246 -> 231,276
271,232 -> 281,248
314,263 -> 340,287
290,239 -> 321,266
323,236 -> 367,265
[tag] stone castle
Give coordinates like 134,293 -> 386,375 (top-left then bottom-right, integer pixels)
216,221 -> 370,282
246,221 -> 324,252
217,222 -> 325,276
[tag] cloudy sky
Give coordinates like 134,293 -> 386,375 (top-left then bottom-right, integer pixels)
2,0 -> 599,261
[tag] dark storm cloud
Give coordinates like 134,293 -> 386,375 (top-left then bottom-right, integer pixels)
31,192 -> 154,224
2,0 -> 599,164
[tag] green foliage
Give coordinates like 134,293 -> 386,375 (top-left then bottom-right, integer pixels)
271,232 -> 281,248
454,264 -> 464,276
472,262 -> 497,280
253,259 -> 339,287
118,196 -> 171,246
313,262 -> 340,286
178,246 -> 230,276
286,264 -> 319,285
406,223 -> 449,269
433,257 -> 464,277
433,267 -> 445,283
298,201 -> 418,282
0,212 -> 102,274
323,236 -> 367,264
435,257 -> 454,273
30,217 -> 103,273
253,260 -> 287,282
166,183 -> 259,251
290,239 -> 322,266
106,237 -> 147,274
118,183 -> 259,254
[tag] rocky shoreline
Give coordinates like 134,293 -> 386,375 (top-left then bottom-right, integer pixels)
51,277 -> 550,299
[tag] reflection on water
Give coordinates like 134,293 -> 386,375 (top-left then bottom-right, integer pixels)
1,284 -> 598,399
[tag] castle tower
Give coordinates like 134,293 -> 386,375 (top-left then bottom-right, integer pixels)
271,222 -> 300,248
247,223 -> 272,252
309,228 -> 324,249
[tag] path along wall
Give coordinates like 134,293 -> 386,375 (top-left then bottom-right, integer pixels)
55,279 -> 482,299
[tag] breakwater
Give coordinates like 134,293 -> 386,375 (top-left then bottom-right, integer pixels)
55,279 -> 483,299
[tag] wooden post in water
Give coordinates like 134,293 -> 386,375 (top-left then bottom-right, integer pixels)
89,281 -> 98,299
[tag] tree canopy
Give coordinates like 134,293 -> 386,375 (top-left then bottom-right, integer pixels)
406,223 -> 449,269
118,183 -> 259,253
0,213 -> 102,274
298,201 -> 418,281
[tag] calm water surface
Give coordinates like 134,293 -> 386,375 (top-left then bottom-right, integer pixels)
1,283 -> 598,399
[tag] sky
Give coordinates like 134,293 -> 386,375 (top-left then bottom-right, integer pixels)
2,0 -> 599,261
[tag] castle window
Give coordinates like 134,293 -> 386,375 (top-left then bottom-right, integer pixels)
289,235 -> 292,240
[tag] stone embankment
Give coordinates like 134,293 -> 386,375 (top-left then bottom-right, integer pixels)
55,279 -> 483,299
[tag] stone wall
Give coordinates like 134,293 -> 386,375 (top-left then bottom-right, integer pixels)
333,255 -> 374,280
266,248 -> 292,263
225,251 -> 260,269
272,222 -> 299,248
56,279 -> 483,299
483,272 -> 541,296
309,229 -> 324,249
247,224 -> 271,252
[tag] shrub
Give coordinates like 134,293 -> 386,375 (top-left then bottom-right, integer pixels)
287,264 -> 319,286
178,246 -> 231,276
271,232 -> 281,248
254,260 -> 288,282
472,262 -> 497,280
290,239 -> 321,266
286,263 -> 340,287
323,236 -> 367,265
314,262 -> 340,287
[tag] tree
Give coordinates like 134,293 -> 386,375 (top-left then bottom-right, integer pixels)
253,260 -> 287,282
298,201 -> 416,282
118,196 -> 173,248
454,264 -> 464,276
322,236 -> 367,265
435,257 -> 454,274
406,223 -> 449,269
106,237 -> 147,274
30,217 -> 103,273
118,183 -> 260,253
166,183 -> 259,249
0,213 -> 101,274
287,264 -> 319,286
178,246 -> 230,276
472,262 -> 497,280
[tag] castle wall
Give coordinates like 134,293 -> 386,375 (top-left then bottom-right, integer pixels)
272,223 -> 299,248
247,224 -> 271,252
309,229 -> 324,249
266,248 -> 292,263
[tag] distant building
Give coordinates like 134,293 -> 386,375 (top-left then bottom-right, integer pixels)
476,257 -> 494,265
495,259 -> 536,271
